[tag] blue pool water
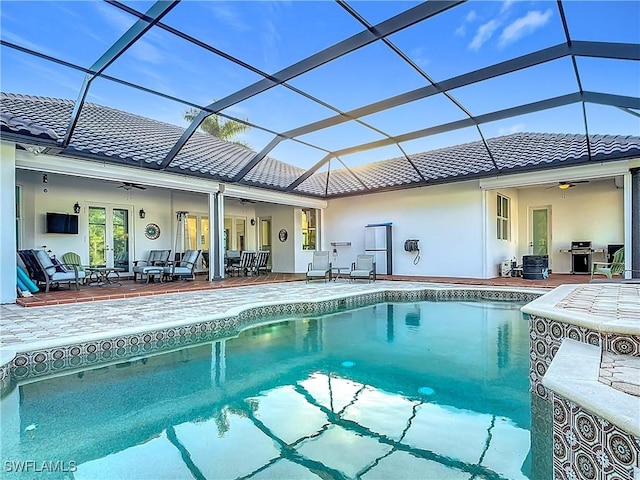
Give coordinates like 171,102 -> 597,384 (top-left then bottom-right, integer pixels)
0,300 -> 542,480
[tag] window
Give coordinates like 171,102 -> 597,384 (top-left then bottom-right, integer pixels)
497,194 -> 510,241
302,208 -> 317,250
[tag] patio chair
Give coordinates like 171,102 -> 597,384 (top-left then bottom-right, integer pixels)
61,251 -> 87,284
253,250 -> 270,275
22,249 -> 85,292
591,247 -> 624,279
306,251 -> 332,283
231,251 -> 256,276
163,249 -> 201,281
350,254 -> 376,283
133,249 -> 171,282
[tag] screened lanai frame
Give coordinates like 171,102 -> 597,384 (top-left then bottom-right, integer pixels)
1,0 -> 638,198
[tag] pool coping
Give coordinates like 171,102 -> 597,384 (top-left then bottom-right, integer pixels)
0,283 -> 545,394
542,338 -> 640,438
521,284 -> 640,335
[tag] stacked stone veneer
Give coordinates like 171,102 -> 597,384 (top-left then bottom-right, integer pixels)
529,314 -> 640,480
0,288 -> 538,396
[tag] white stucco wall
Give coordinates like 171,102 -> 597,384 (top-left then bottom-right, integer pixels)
257,204 -> 296,273
485,188 -> 520,277
324,181 -> 485,278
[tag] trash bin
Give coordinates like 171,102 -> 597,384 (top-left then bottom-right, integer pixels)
522,255 -> 549,280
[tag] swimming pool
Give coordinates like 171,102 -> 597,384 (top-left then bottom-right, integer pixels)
1,299 -> 542,479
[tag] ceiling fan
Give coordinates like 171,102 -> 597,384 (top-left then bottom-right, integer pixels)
547,180 -> 590,190
117,182 -> 147,191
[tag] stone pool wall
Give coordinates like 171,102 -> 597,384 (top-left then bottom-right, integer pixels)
525,284 -> 640,480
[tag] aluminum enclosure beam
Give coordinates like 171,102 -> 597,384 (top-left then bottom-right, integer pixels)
61,1 -> 178,148
282,41 -> 638,140
285,91 -> 638,189
158,0 -> 464,170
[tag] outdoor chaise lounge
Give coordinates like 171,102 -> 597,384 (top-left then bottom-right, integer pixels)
133,249 -> 171,282
306,251 -> 332,283
163,249 -> 201,281
350,254 -> 376,283
19,249 -> 86,292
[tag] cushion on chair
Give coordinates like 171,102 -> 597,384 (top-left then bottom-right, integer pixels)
51,257 -> 68,273
35,250 -> 57,276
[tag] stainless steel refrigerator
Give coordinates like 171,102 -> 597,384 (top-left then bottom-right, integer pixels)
364,223 -> 392,275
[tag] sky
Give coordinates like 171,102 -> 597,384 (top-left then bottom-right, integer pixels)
1,0 -> 639,170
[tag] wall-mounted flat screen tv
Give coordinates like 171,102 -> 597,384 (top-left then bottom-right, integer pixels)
46,213 -> 79,234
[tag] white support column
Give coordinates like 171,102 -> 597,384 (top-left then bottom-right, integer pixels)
481,188 -> 488,279
624,171 -> 635,278
0,141 -> 17,304
210,188 -> 225,280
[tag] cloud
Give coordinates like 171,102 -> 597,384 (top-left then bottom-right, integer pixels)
498,123 -> 525,135
409,46 -> 430,68
498,9 -> 553,48
204,3 -> 250,32
93,2 -> 135,36
455,10 -> 477,37
501,0 -> 516,14
469,19 -> 500,51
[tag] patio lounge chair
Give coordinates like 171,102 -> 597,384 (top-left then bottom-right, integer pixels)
350,254 -> 376,283
163,249 -> 201,281
231,251 -> 256,276
591,247 -> 624,279
589,247 -> 640,283
20,249 -> 85,292
133,249 -> 171,282
253,250 -> 270,275
306,251 -> 332,283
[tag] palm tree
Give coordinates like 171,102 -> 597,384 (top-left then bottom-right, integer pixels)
184,102 -> 251,149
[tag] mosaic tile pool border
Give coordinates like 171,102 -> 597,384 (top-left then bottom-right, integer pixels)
0,287 -> 539,395
529,315 -> 640,401
552,393 -> 640,480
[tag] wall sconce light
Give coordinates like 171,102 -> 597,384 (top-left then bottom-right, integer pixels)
73,202 -> 81,214
139,208 -> 146,219
250,218 -> 256,226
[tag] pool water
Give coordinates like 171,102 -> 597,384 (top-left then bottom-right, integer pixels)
1,300 -> 541,480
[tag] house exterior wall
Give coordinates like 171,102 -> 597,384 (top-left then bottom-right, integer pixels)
485,188 -> 520,277
323,181 -> 486,278
267,204 -> 297,273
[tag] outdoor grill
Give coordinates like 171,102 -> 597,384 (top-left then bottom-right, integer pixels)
570,241 -> 593,274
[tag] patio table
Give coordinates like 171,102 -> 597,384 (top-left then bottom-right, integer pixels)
86,266 -> 124,287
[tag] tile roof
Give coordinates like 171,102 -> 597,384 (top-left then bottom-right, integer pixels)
2,92 -> 639,199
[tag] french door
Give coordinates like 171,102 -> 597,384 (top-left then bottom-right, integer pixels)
88,205 -> 131,270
